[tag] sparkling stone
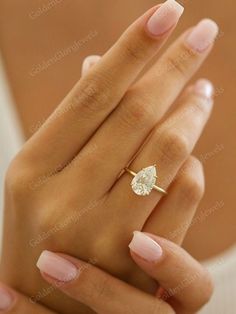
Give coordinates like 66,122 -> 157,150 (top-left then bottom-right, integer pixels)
131,166 -> 157,196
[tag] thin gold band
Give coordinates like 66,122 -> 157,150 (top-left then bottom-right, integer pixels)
125,167 -> 167,195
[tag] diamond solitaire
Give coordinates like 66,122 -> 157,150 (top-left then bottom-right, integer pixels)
125,165 -> 167,196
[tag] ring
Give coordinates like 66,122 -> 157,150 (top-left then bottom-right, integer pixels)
125,165 -> 167,196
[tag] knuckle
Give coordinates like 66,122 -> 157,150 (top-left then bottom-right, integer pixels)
122,36 -> 147,64
5,155 -> 33,200
165,53 -> 188,80
92,275 -> 112,302
119,92 -> 156,129
190,96 -> 212,120
200,270 -> 214,306
160,129 -> 189,162
189,269 -> 214,311
78,264 -> 112,304
75,76 -> 111,114
179,157 -> 205,202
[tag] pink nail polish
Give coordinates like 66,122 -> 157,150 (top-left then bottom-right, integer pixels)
129,231 -> 163,262
194,79 -> 214,99
81,55 -> 101,76
147,0 -> 184,36
186,19 -> 219,52
0,287 -> 14,311
37,251 -> 78,282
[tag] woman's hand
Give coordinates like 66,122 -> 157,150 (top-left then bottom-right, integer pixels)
35,234 -> 212,314
0,1 -> 218,313
0,234 -> 212,314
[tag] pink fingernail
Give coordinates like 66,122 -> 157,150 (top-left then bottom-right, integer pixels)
129,231 -> 163,262
81,55 -> 101,76
0,287 -> 14,311
37,251 -> 78,282
194,79 -> 214,99
185,19 -> 219,52
147,0 -> 184,36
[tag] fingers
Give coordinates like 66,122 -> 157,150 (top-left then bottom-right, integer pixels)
36,251 -> 174,314
71,19 -> 218,197
23,0 -> 184,174
133,19 -> 218,116
110,79 -> 213,223
129,233 -> 214,312
0,283 -> 55,313
144,156 -> 204,245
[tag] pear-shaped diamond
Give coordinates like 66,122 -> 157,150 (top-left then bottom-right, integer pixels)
131,166 -> 157,196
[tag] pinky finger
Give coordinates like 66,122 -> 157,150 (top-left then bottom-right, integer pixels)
0,283 -> 56,313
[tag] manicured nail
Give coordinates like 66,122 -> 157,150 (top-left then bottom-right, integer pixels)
82,55 -> 101,76
37,251 -> 78,282
186,19 -> 219,52
129,231 -> 163,262
194,79 -> 214,99
147,0 -> 184,36
0,287 -> 14,311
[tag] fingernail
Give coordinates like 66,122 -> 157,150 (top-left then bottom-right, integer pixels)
0,287 -> 14,311
194,79 -> 214,98
82,55 -> 101,76
147,0 -> 184,36
129,231 -> 163,262
37,251 -> 78,282
185,19 -> 219,52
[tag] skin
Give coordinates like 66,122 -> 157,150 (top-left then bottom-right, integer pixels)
0,235 -> 213,313
1,4 -> 216,313
0,0 -> 232,312
0,0 -> 235,261
0,4 -> 217,313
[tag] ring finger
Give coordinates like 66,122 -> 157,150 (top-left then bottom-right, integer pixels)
110,79 -> 214,222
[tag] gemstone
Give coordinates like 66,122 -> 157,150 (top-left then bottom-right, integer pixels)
131,166 -> 157,196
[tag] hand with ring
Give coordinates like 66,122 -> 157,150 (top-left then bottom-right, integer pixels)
0,1 -> 218,313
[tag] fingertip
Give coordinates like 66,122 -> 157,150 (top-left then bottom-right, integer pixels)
184,78 -> 214,100
194,78 -> 214,99
128,231 -> 163,263
81,55 -> 101,76
36,250 -> 78,283
0,283 -> 16,311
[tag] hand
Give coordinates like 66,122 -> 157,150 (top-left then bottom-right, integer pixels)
0,234 -> 212,314
35,234 -> 212,314
0,1 -> 218,313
